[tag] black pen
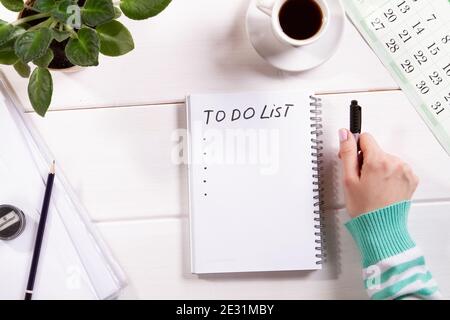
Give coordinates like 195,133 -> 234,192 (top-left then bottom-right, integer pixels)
25,161 -> 56,300
350,100 -> 363,168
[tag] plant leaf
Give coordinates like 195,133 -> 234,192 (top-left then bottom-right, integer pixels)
33,48 -> 54,67
0,39 -> 18,64
114,6 -> 121,19
82,0 -> 115,27
14,28 -> 53,63
120,0 -> 171,20
0,20 -> 16,46
14,60 -> 31,78
33,0 -> 57,12
52,0 -> 78,23
96,20 -> 134,57
0,0 -> 24,12
52,29 -> 70,42
28,67 -> 53,117
65,27 -> 99,66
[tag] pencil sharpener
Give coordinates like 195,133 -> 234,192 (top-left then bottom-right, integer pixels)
0,205 -> 26,241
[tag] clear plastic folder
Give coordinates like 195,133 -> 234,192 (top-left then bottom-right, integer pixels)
0,72 -> 126,299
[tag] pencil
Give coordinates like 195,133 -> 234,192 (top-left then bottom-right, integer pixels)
24,161 -> 56,300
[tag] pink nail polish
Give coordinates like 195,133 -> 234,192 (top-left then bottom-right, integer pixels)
339,129 -> 348,142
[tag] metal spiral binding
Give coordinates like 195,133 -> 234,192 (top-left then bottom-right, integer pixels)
310,96 -> 326,265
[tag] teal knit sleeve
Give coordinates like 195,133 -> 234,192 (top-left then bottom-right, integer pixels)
345,201 -> 441,300
345,201 -> 416,268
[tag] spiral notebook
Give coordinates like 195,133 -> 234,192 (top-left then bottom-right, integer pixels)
186,91 -> 324,274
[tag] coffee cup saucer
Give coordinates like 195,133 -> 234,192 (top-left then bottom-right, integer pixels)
246,0 -> 345,72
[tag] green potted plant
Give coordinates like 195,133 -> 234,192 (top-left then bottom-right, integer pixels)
0,0 -> 171,116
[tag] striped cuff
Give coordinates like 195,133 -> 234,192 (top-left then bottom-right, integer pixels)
362,248 -> 440,300
345,201 -> 416,268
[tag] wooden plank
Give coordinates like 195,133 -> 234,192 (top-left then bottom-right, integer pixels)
320,91 -> 450,209
27,91 -> 450,222
0,0 -> 397,111
28,104 -> 188,221
96,202 -> 450,299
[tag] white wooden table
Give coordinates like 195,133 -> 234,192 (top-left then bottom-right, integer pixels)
2,0 -> 450,299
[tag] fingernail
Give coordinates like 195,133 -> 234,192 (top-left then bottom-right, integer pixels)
339,129 -> 348,143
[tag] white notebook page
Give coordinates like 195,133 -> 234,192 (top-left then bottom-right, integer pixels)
187,91 -> 320,274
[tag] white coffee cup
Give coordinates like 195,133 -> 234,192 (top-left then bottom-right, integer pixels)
256,0 -> 330,47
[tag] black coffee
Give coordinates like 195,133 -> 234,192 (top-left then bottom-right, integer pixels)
279,0 -> 324,41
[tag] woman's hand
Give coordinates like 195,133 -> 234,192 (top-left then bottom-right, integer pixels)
338,129 -> 419,218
